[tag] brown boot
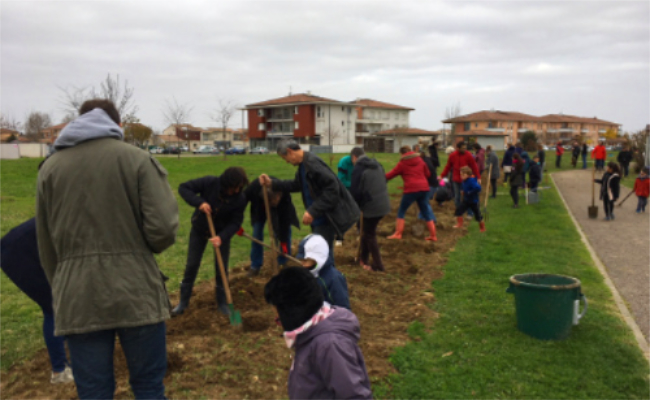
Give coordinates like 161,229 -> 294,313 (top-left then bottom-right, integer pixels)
453,217 -> 464,229
387,218 -> 405,239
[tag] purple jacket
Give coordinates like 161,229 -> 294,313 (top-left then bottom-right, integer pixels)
288,307 -> 372,399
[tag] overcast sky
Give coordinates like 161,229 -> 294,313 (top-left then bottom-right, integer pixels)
1,0 -> 648,133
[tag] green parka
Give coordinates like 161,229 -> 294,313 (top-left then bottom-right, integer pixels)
36,109 -> 179,336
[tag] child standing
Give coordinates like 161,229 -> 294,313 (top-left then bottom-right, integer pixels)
595,162 -> 621,220
529,155 -> 542,191
634,167 -> 649,213
453,166 -> 486,232
509,153 -> 524,208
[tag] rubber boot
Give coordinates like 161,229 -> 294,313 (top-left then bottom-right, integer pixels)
171,282 -> 193,317
425,221 -> 437,241
479,221 -> 486,233
387,218 -> 405,240
215,286 -> 231,316
453,216 -> 464,229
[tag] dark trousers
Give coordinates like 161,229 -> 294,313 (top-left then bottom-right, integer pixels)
637,196 -> 648,212
621,163 -> 630,177
455,200 -> 482,222
44,312 -> 67,373
510,185 -> 520,205
556,155 -> 562,168
490,178 -> 497,197
529,181 -> 539,191
67,322 -> 167,400
452,181 -> 462,208
312,222 -> 337,266
603,198 -> 615,218
596,159 -> 605,171
360,216 -> 385,271
250,221 -> 291,271
582,154 -> 587,169
183,227 -> 230,288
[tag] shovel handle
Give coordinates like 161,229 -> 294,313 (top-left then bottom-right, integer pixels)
240,231 -> 302,265
617,190 -> 634,207
206,214 -> 233,304
262,187 -> 279,275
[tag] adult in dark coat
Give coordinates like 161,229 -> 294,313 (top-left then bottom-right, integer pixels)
261,140 -> 360,262
617,145 -> 633,178
509,154 -> 524,208
529,155 -> 542,191
581,143 -> 589,169
243,177 -> 299,277
486,145 -> 500,198
174,167 -> 248,316
428,141 -> 440,168
1,218 -> 73,384
502,144 -> 516,183
350,147 -> 391,272
571,142 -> 581,168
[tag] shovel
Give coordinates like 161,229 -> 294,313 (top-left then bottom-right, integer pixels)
483,164 -> 492,222
588,168 -> 599,219
617,190 -> 634,207
206,214 -> 242,328
237,228 -> 302,265
262,188 -> 279,275
412,205 -> 425,236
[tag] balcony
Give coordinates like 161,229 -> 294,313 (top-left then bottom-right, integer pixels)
267,131 -> 294,137
486,127 -> 505,132
267,116 -> 293,122
581,129 -> 589,133
559,128 -> 574,133
598,129 -> 607,134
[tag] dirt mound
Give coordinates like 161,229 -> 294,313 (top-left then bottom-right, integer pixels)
0,199 -> 467,399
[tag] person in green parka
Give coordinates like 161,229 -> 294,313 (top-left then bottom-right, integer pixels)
338,154 -> 354,190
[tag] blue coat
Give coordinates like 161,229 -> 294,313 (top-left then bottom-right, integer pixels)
317,263 -> 351,310
462,177 -> 482,204
502,148 -> 515,167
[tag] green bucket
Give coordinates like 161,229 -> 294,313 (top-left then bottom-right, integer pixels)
506,273 -> 587,340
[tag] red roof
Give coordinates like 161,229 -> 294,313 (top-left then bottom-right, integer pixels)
443,110 -> 539,123
455,129 -> 508,137
538,114 -> 617,125
353,99 -> 414,111
374,128 -> 440,136
246,93 -> 344,107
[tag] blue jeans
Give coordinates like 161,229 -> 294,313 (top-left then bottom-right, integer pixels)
637,197 -> 647,212
44,312 -> 67,373
418,187 -> 438,222
67,322 -> 167,400
397,191 -> 434,221
452,181 -> 462,208
582,154 -> 587,169
250,221 -> 292,270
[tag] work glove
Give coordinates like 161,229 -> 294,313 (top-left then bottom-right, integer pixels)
281,242 -> 288,254
236,227 -> 245,236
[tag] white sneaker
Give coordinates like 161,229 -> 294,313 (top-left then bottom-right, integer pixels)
50,366 -> 74,384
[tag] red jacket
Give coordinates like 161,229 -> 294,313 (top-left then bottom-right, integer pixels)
592,145 -> 606,160
440,150 -> 480,183
634,176 -> 649,198
556,145 -> 564,156
385,152 -> 430,193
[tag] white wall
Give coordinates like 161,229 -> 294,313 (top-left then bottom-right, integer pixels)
0,144 -> 20,159
362,108 -> 410,132
315,104 -> 356,145
19,143 -> 50,158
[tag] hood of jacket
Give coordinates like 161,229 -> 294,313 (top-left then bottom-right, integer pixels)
54,108 -> 123,150
400,151 -> 422,164
638,175 -> 649,181
356,155 -> 379,170
295,307 -> 360,348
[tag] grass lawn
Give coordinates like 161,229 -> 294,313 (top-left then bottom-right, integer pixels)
1,150 -> 648,399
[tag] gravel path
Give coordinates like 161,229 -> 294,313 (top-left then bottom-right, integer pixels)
554,169 -> 649,341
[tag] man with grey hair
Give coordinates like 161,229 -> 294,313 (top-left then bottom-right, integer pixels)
260,140 -> 359,261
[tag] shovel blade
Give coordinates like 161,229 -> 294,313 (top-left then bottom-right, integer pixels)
229,305 -> 243,327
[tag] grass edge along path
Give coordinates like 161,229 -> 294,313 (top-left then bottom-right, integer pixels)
375,179 -> 650,399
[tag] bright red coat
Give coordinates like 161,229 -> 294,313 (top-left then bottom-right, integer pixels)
591,145 -> 607,160
440,150 -> 480,183
634,177 -> 649,198
385,152 -> 430,193
556,145 -> 564,156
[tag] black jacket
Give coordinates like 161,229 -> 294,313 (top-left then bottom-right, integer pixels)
617,150 -> 633,165
350,156 -> 391,219
509,163 -> 524,187
537,149 -> 546,164
596,172 -> 621,201
244,178 -> 299,243
179,176 -> 246,241
422,156 -> 439,188
273,152 -> 360,239
581,144 -> 588,156
572,146 -> 581,158
427,145 -> 440,168
529,162 -> 542,184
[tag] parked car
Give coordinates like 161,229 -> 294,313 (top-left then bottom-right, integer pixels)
193,146 -> 219,155
162,147 -> 181,155
179,146 -> 189,152
149,147 -> 163,154
225,146 -> 247,155
250,147 -> 269,154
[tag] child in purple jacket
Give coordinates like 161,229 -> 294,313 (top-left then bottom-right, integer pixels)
264,267 -> 372,399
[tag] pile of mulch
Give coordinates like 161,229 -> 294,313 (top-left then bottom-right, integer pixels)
0,197 -> 469,399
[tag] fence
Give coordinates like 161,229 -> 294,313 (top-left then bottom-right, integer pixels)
0,144 -> 20,159
0,143 -> 51,159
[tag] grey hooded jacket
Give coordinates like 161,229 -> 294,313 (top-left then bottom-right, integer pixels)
350,155 -> 391,218
37,108 -> 179,335
288,307 -> 372,399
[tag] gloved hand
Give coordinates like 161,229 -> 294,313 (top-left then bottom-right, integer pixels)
281,242 -> 288,254
236,227 -> 245,236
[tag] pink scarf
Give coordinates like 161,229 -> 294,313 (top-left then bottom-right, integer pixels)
283,303 -> 334,349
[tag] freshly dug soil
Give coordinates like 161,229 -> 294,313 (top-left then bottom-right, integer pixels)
0,197 -> 468,399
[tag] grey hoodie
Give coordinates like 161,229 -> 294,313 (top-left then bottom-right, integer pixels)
289,307 -> 372,399
54,108 -> 123,150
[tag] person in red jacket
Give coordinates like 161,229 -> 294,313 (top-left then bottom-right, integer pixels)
439,141 -> 480,208
555,141 -> 564,168
385,145 -> 437,241
592,141 -> 607,172
634,167 -> 649,213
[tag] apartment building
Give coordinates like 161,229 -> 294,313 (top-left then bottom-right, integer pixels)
244,93 -> 414,147
443,110 -> 619,145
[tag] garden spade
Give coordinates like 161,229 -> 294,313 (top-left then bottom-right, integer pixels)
206,214 -> 242,328
588,168 -> 598,219
617,189 -> 634,207
262,188 -> 279,275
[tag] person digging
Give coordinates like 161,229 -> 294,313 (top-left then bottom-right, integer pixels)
173,167 -> 248,316
243,176 -> 299,277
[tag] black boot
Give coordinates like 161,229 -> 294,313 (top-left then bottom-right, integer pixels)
215,286 -> 231,316
171,282 -> 193,317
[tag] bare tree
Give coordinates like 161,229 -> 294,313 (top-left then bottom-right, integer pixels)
24,111 -> 52,141
162,97 -> 194,158
444,102 -> 462,145
123,119 -> 153,148
210,99 -> 237,159
0,113 -> 22,133
59,73 -> 138,122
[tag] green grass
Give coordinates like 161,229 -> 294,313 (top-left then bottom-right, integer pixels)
377,174 -> 650,399
2,151 -> 648,399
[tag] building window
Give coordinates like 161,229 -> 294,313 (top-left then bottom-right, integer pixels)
294,106 -> 298,115
258,123 -> 265,131
257,109 -> 264,117
475,123 -> 478,128
341,121 -> 345,126
295,121 -> 299,130
464,122 -> 471,131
